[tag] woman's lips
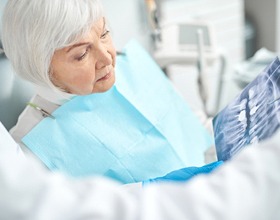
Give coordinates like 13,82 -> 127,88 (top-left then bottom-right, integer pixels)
97,71 -> 112,82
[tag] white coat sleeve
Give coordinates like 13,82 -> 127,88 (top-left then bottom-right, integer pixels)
1,123 -> 280,220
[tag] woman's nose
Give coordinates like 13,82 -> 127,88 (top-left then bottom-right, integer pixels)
95,46 -> 112,70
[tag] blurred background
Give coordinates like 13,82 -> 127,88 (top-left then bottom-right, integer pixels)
1,0 -> 280,129
102,0 -> 280,116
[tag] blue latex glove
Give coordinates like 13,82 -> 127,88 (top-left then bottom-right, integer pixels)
143,161 -> 223,186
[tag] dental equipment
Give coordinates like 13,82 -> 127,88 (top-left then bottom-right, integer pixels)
27,102 -> 55,119
152,20 -> 226,116
197,28 -> 208,114
145,0 -> 161,47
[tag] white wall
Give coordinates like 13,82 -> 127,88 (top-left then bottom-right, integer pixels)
102,0 -> 153,51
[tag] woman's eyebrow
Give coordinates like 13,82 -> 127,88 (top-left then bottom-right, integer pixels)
66,42 -> 90,53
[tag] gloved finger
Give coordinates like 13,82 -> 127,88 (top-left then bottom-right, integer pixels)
176,161 -> 223,177
175,161 -> 223,175
142,161 -> 223,186
198,161 -> 223,174
162,168 -> 197,181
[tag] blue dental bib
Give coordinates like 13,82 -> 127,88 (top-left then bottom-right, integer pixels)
22,40 -> 213,183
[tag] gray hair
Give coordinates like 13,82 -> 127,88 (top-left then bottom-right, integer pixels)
1,0 -> 104,90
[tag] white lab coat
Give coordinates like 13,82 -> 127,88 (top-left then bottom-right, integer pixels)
1,121 -> 280,220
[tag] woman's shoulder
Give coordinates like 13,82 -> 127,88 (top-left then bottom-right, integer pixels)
9,94 -> 59,144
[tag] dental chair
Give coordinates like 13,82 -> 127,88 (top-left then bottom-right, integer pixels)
0,0 -> 34,131
0,44 -> 34,131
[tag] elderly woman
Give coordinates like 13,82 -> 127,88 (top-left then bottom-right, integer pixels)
2,0 -> 220,184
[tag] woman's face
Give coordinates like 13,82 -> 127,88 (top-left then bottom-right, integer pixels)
50,18 -> 116,95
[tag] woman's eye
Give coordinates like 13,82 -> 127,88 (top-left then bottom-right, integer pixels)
101,30 -> 110,39
77,49 -> 89,61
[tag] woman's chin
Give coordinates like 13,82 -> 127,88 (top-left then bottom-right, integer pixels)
92,74 -> 115,93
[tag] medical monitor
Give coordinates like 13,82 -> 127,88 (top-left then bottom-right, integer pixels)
153,21 -> 216,67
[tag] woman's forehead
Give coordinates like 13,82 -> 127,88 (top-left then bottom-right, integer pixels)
64,17 -> 105,46
93,17 -> 106,31
60,18 -> 105,52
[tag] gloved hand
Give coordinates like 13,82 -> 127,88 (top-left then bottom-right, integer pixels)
143,161 -> 223,186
